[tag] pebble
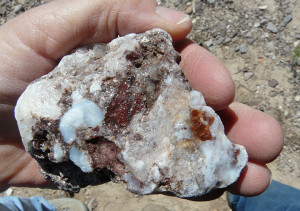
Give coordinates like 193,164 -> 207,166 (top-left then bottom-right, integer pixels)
204,40 -> 213,47
245,31 -> 252,38
295,34 -> 300,39
208,0 -> 216,4
13,4 -> 23,14
184,5 -> 193,14
295,95 -> 300,102
282,15 -> 293,27
254,22 -> 261,28
267,22 -> 278,33
5,188 -> 13,196
258,5 -> 267,10
216,37 -> 225,45
224,37 -> 231,44
0,0 -> 8,6
268,79 -> 279,88
0,7 -> 5,15
283,46 -> 290,53
244,71 -> 254,81
269,91 -> 277,97
239,43 -> 248,54
260,19 -> 269,25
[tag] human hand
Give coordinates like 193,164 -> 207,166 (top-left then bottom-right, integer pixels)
0,0 -> 283,198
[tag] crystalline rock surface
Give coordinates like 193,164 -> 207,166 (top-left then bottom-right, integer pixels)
15,29 -> 248,197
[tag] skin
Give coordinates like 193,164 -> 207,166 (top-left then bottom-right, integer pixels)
0,0 -> 284,198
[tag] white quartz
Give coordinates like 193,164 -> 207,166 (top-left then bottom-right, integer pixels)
53,143 -> 65,162
59,99 -> 105,144
69,146 -> 93,173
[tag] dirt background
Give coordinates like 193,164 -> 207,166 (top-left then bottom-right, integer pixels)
0,0 -> 299,210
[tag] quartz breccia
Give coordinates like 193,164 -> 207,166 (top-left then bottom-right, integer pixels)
15,29 -> 248,197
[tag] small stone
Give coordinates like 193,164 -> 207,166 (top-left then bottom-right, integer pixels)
258,5 -> 267,10
208,0 -> 216,4
0,7 -> 5,15
283,46 -> 290,53
0,0 -> 8,6
268,79 -> 279,88
282,15 -> 293,27
13,4 -> 23,14
254,22 -> 261,28
260,19 -> 269,25
185,5 -> 193,14
269,91 -> 277,97
267,22 -> 278,33
245,31 -> 252,38
239,43 -> 248,54
295,95 -> 300,102
224,37 -> 231,44
5,188 -> 13,196
216,37 -> 225,45
295,34 -> 300,40
247,38 -> 256,45
243,72 -> 254,81
204,40 -> 213,47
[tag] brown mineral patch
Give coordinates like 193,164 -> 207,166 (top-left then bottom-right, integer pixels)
104,77 -> 145,131
86,137 -> 125,175
232,146 -> 241,165
190,110 -> 215,141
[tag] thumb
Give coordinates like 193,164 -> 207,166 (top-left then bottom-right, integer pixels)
0,0 -> 192,104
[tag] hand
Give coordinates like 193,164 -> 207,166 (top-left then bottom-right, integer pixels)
0,0 -> 283,197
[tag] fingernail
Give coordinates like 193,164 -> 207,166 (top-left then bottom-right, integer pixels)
156,6 -> 190,24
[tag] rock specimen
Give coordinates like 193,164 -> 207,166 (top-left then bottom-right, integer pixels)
15,29 -> 248,198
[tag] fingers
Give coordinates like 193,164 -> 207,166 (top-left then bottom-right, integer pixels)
229,162 -> 271,196
175,39 -> 235,110
218,102 -> 284,163
217,102 -> 283,196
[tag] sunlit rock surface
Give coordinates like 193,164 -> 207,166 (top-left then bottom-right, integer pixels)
15,29 -> 248,197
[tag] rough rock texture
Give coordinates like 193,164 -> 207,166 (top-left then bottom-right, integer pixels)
15,29 -> 247,198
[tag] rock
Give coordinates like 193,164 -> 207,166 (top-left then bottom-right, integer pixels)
0,7 -> 5,15
258,5 -> 267,10
244,71 -> 254,81
13,4 -> 23,14
245,31 -> 252,38
224,37 -> 232,44
15,29 -> 248,197
269,91 -> 277,97
268,79 -> 279,88
204,40 -> 213,47
283,46 -> 290,53
208,0 -> 216,4
185,5 -> 193,14
239,43 -> 248,54
216,37 -> 225,45
282,15 -> 292,27
0,0 -> 8,6
254,22 -> 261,28
295,34 -> 300,39
267,22 -> 278,33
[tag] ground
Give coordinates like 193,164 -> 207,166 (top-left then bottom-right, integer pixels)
0,0 -> 299,210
